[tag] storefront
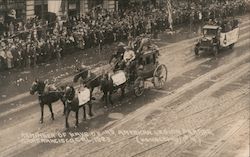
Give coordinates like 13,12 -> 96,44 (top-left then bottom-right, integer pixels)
0,0 -> 26,23
68,0 -> 80,17
88,0 -> 103,9
34,0 -> 48,19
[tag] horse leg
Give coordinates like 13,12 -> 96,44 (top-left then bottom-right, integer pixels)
88,103 -> 93,117
100,89 -> 105,101
75,110 -> 79,128
83,105 -> 87,120
104,91 -> 108,107
90,88 -> 96,100
40,104 -> 44,123
120,86 -> 125,100
48,104 -> 54,120
65,110 -> 70,128
63,102 -> 66,116
109,91 -> 113,105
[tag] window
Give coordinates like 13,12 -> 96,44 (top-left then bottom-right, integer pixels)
203,29 -> 217,36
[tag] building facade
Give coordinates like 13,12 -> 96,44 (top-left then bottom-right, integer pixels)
0,0 -> 26,22
0,0 -> 119,22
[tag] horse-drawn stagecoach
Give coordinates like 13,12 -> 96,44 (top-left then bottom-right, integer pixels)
74,37 -> 168,100
109,48 -> 168,97
30,37 -> 167,128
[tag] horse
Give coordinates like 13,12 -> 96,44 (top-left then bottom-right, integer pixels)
73,66 -> 102,100
63,85 -> 93,128
30,80 -> 66,123
100,73 -> 126,107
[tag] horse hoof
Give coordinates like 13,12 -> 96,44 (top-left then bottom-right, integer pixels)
51,117 -> 55,120
39,120 -> 43,124
89,113 -> 94,117
74,125 -> 78,128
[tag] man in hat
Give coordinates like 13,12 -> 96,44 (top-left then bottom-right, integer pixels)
109,42 -> 125,66
5,45 -> 13,69
123,46 -> 136,66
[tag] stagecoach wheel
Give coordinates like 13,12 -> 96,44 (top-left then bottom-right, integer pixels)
195,46 -> 199,56
134,77 -> 145,97
213,46 -> 218,56
153,64 -> 168,89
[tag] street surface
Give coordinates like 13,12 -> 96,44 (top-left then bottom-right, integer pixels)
0,14 -> 249,157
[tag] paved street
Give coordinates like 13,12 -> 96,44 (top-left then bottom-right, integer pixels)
0,14 -> 249,157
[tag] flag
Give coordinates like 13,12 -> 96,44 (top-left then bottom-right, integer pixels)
167,0 -> 173,30
48,0 -> 62,14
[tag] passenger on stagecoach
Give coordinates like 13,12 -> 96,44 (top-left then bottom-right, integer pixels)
137,34 -> 152,53
44,79 -> 57,94
123,46 -> 137,77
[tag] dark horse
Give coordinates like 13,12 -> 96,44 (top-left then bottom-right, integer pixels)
100,73 -> 126,107
63,85 -> 93,128
73,66 -> 126,107
73,67 -> 102,99
30,80 -> 65,123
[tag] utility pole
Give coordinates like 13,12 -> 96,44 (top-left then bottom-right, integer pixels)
41,0 -> 44,20
41,0 -> 46,39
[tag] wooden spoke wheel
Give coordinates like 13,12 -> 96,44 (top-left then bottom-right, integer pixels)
153,64 -> 168,89
134,77 -> 145,97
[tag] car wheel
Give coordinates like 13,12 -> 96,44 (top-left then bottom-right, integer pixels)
195,46 -> 199,56
213,46 -> 218,56
229,43 -> 235,49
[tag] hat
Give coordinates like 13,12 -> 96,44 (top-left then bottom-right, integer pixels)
80,64 -> 90,70
124,46 -> 132,50
118,42 -> 125,47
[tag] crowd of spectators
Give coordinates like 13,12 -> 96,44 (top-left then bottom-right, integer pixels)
0,0 -> 248,71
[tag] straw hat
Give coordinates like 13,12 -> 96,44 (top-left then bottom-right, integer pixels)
118,42 -> 125,47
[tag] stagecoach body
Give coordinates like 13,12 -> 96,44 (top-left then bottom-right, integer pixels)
110,49 -> 167,97
137,50 -> 158,79
195,22 -> 239,56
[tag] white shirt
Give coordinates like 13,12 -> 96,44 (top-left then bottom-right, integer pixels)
123,50 -> 135,62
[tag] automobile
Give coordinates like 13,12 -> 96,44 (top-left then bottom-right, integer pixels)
194,19 -> 239,56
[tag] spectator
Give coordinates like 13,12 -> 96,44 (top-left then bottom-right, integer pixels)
0,0 -> 247,72
5,46 -> 13,69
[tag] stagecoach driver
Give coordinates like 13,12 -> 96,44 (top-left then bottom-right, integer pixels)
109,42 -> 125,64
123,46 -> 136,66
123,46 -> 136,77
